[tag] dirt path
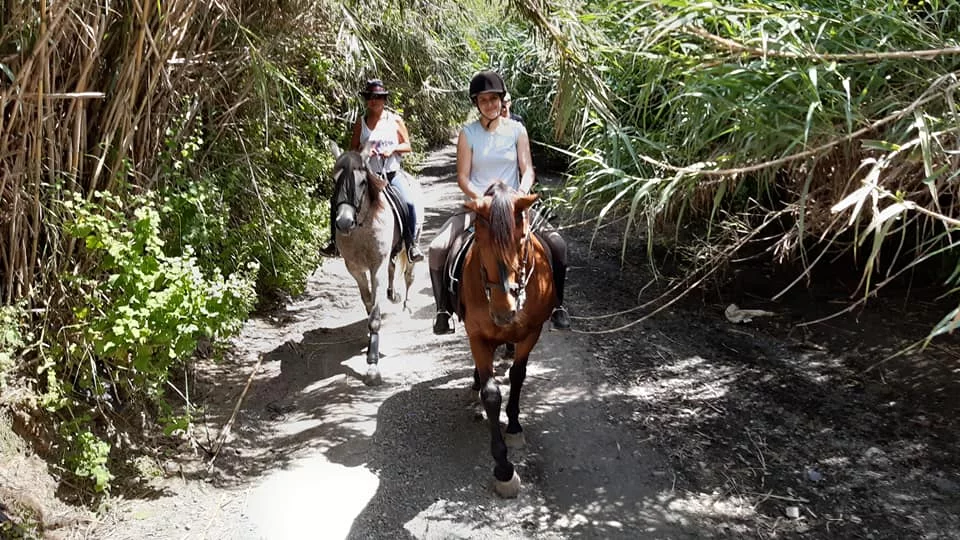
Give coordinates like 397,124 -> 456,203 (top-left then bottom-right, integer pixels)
83,144 -> 960,540
88,145 -> 702,539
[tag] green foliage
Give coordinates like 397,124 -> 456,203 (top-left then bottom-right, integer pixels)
506,0 -> 960,341
158,106 -> 331,300
62,191 -> 256,399
36,190 -> 257,491
0,304 -> 27,389
62,423 -> 113,493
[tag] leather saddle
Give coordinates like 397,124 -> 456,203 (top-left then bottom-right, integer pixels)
441,224 -> 553,323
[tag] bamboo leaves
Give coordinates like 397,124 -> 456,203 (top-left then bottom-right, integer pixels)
508,0 -> 960,342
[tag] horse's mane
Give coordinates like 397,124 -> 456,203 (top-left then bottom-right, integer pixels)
485,182 -> 518,265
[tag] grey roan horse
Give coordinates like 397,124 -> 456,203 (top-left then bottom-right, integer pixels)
329,144 -> 421,385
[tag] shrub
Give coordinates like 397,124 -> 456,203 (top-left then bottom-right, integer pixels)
39,190 -> 257,491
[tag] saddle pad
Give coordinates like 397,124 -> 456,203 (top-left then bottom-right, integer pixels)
383,183 -> 407,256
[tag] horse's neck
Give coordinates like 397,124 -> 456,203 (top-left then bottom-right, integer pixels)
356,189 -> 385,226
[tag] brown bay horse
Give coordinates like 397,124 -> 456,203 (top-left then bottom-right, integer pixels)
460,182 -> 556,498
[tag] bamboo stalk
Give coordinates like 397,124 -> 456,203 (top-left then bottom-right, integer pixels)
12,92 -> 106,100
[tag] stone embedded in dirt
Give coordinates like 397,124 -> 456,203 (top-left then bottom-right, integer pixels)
932,476 -> 960,495
785,506 -> 801,519
863,446 -> 891,467
806,468 -> 824,482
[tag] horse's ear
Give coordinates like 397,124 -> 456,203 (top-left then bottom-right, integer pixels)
515,193 -> 539,212
328,141 -> 342,159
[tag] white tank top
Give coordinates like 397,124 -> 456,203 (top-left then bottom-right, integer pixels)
359,111 -> 402,173
463,118 -> 524,195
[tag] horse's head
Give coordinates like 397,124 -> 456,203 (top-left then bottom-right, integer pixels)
331,149 -> 386,234
465,182 -> 539,327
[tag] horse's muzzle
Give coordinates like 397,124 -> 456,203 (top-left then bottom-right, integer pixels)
490,309 -> 516,327
335,207 -> 358,233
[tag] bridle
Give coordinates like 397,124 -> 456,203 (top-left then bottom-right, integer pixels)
333,153 -> 385,228
477,213 -> 535,310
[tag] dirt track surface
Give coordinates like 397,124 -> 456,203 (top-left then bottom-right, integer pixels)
87,145 -> 692,539
87,145 -> 960,539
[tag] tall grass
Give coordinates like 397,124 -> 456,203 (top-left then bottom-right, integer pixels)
510,0 -> 960,340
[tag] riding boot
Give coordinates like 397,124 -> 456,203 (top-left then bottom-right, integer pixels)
320,239 -> 338,257
406,205 -> 425,262
430,268 -> 455,335
321,201 -> 338,257
406,229 -> 425,262
550,262 -> 571,330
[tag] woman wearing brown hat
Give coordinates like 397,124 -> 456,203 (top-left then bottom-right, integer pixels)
321,79 -> 424,262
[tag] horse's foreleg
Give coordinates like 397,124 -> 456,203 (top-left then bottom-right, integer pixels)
363,303 -> 382,386
471,337 -> 520,498
370,259 -> 390,316
347,267 -> 374,315
505,329 -> 543,450
363,260 -> 390,387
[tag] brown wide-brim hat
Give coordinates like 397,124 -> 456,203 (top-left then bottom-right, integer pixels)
360,79 -> 390,98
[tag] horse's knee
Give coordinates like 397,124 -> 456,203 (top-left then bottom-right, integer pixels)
368,306 -> 382,333
480,380 -> 502,411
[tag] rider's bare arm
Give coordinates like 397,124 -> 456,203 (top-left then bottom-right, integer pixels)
390,117 -> 413,157
456,129 -> 481,200
517,127 -> 535,194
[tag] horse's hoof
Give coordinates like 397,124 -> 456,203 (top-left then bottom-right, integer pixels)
504,431 -> 526,449
364,366 -> 382,386
493,470 -> 521,498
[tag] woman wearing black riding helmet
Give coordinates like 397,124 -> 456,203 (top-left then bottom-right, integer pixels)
427,70 -> 571,334
321,79 -> 425,262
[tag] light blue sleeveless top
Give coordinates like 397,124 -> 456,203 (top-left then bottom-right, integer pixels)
463,118 -> 525,194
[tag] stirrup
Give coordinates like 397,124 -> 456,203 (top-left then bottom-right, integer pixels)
408,245 -> 425,263
550,306 -> 571,330
433,311 -> 455,335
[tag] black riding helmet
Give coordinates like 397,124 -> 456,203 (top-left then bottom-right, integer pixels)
469,71 -> 506,103
360,79 -> 390,99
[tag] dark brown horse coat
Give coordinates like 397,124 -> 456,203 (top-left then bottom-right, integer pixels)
459,182 -> 556,497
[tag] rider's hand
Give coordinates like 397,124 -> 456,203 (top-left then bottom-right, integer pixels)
372,142 -> 395,158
